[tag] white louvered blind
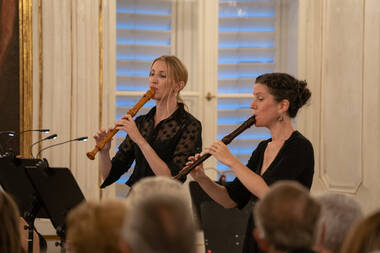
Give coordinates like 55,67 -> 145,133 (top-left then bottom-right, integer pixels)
115,0 -> 173,184
217,0 -> 275,180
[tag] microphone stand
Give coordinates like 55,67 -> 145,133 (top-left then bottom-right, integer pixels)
30,134 -> 57,158
35,136 -> 88,159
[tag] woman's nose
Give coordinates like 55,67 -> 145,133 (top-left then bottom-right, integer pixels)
149,76 -> 158,85
250,100 -> 256,109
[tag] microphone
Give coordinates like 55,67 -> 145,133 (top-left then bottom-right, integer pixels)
0,131 -> 16,154
35,136 -> 88,158
20,129 -> 50,134
4,129 -> 50,153
30,134 -> 58,158
0,131 -> 16,136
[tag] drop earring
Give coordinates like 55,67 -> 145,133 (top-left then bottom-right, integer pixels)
278,113 -> 284,122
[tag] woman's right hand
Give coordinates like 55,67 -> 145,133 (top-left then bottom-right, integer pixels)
94,127 -> 113,153
186,153 -> 207,181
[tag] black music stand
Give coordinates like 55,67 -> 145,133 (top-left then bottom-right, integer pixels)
0,156 -> 49,218
24,164 -> 85,251
189,181 -> 251,253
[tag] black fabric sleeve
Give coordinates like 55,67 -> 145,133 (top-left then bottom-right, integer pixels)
225,143 -> 263,209
100,134 -> 136,188
168,119 -> 202,181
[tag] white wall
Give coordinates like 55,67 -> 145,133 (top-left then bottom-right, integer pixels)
297,0 -> 380,213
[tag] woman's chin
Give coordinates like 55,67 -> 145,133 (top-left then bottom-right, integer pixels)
254,121 -> 263,127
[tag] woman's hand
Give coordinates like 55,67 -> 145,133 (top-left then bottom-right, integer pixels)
186,154 -> 207,181
115,114 -> 144,144
94,127 -> 113,153
205,140 -> 239,168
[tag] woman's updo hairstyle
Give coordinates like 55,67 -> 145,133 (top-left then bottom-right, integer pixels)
255,73 -> 311,118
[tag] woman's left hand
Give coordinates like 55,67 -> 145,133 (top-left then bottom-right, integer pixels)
115,114 -> 144,144
204,140 -> 238,167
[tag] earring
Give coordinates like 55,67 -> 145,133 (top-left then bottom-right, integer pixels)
278,113 -> 284,122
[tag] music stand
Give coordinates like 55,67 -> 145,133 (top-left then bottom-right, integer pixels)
24,164 -> 86,251
189,181 -> 251,253
0,156 -> 49,218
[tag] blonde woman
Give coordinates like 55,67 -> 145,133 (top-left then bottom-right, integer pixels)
66,200 -> 127,253
340,211 -> 380,253
95,55 -> 202,188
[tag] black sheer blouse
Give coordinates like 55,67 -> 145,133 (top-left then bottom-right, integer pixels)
100,103 -> 202,188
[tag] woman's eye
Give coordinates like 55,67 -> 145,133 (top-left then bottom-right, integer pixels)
160,74 -> 166,78
149,72 -> 154,76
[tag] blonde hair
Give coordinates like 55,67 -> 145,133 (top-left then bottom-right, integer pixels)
0,191 -> 23,253
66,200 -> 127,253
151,55 -> 188,104
341,210 -> 380,253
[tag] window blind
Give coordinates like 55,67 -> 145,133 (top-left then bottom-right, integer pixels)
115,0 -> 172,184
217,0 -> 275,180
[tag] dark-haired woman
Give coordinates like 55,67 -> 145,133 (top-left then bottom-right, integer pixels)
188,73 -> 314,253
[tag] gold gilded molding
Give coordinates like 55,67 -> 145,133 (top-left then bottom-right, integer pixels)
99,0 -> 103,132
37,0 -> 43,151
69,0 -> 73,170
19,0 -> 33,156
98,0 -> 104,199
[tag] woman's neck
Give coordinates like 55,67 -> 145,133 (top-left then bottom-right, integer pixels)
268,120 -> 294,143
155,97 -> 178,122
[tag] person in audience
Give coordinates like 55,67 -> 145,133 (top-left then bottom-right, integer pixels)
1,188 -> 43,253
315,193 -> 363,253
253,181 -> 322,253
0,191 -> 24,253
94,55 -> 202,189
120,176 -> 196,253
187,72 -> 314,253
340,210 -> 380,253
66,199 -> 127,253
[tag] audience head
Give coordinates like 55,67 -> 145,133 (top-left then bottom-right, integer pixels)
316,193 -> 363,253
341,210 -> 380,253
255,73 -> 311,118
66,199 -> 127,253
0,191 -> 23,253
253,181 -> 322,252
121,176 -> 196,253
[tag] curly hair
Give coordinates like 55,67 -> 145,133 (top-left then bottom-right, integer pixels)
255,73 -> 311,118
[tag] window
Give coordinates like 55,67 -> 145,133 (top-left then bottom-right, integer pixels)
217,0 -> 275,180
115,0 -> 173,184
114,0 -> 288,185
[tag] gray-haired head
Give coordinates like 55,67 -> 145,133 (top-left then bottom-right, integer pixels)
316,193 -> 363,253
121,176 -> 196,253
254,181 -> 322,251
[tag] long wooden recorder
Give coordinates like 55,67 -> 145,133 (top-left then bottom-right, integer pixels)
86,88 -> 155,160
174,115 -> 256,180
